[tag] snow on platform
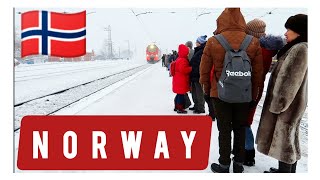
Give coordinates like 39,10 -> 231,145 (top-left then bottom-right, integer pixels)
14,61 -> 308,173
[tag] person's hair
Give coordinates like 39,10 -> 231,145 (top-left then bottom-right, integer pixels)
185,41 -> 193,48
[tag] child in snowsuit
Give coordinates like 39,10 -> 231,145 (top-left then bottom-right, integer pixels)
172,44 -> 192,114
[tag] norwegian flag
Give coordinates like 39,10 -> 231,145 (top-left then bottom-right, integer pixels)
21,10 -> 86,58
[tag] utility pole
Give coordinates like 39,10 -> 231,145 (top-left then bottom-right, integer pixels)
128,41 -> 130,59
125,40 -> 130,59
104,25 -> 113,59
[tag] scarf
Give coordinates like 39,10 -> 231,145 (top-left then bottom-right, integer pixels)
277,35 -> 307,59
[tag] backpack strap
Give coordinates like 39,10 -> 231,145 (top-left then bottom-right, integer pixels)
214,34 -> 234,52
239,35 -> 253,51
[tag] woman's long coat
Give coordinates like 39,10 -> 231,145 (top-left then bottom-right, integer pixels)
256,42 -> 308,164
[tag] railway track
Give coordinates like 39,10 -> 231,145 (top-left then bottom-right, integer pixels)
14,64 -> 151,132
15,63 -> 124,82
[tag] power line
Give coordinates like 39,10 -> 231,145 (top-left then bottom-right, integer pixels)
258,8 -> 278,18
196,12 -> 211,20
135,11 -> 152,16
130,9 -> 153,42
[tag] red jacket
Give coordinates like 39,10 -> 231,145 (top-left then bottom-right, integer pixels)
172,44 -> 192,94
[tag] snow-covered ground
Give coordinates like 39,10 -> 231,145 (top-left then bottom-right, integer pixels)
15,60 -> 145,104
14,60 -> 150,132
14,61 -> 308,173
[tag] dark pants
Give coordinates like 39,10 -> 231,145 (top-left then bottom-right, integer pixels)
245,126 -> 254,150
191,81 -> 205,111
212,98 -> 250,166
175,94 -> 185,105
204,95 -> 215,120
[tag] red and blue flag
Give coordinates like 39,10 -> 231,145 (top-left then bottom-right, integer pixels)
21,10 -> 86,58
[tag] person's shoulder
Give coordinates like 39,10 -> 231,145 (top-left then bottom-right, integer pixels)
250,36 -> 261,47
207,36 -> 215,43
290,42 -> 308,54
201,36 -> 216,48
294,42 -> 308,48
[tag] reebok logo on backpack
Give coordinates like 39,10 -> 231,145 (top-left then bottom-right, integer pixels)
214,34 -> 253,103
226,70 -> 251,77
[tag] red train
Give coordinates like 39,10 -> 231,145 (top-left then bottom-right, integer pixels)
146,44 -> 161,64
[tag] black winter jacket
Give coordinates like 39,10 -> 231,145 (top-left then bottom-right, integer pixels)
190,42 -> 206,82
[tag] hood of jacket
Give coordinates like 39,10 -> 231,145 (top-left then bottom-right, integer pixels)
216,8 -> 246,34
178,44 -> 189,59
260,35 -> 285,50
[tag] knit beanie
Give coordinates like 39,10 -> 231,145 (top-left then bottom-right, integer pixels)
285,14 -> 307,37
246,18 -> 266,38
196,35 -> 207,44
185,41 -> 193,49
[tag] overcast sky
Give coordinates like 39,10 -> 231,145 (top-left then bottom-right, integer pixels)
15,8 -> 307,62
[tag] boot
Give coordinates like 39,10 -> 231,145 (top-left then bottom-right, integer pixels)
233,160 -> 244,173
244,149 -> 255,166
173,104 -> 177,111
210,163 -> 229,173
176,104 -> 187,114
264,167 -> 278,173
278,161 -> 292,173
291,161 -> 297,173
264,161 -> 292,173
177,109 -> 187,114
193,109 -> 205,114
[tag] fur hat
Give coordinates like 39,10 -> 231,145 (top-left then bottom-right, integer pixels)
196,35 -> 207,44
285,14 -> 307,37
246,18 -> 266,38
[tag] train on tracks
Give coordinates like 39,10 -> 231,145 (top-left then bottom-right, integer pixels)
146,43 -> 161,64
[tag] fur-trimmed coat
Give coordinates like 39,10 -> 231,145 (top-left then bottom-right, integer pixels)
255,42 -> 308,164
